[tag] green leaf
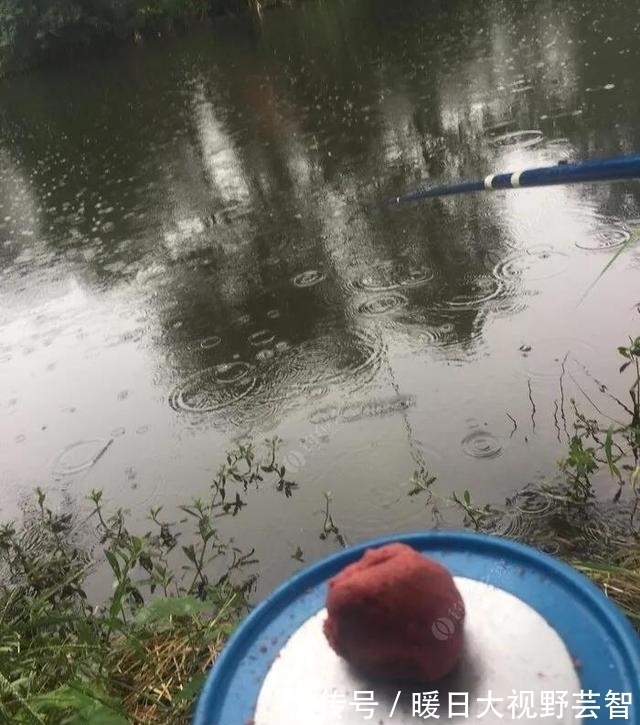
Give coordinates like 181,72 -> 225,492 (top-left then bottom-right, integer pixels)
463,490 -> 471,505
104,551 -> 120,578
174,673 -> 206,702
108,595 -> 124,624
139,551 -> 154,573
604,427 -> 621,481
30,685 -> 128,725
67,705 -> 129,725
134,596 -> 210,625
182,544 -> 197,565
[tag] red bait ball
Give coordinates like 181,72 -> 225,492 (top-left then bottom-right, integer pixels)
323,542 -> 465,682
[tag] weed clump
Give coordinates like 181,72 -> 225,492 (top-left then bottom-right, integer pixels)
0,438 -> 291,725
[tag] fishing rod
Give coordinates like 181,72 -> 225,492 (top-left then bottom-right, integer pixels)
390,152 -> 640,204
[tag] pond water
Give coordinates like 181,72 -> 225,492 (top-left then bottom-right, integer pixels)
1,0 -> 640,598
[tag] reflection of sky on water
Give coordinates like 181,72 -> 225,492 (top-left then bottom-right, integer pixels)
193,82 -> 252,208
1,0 -> 640,595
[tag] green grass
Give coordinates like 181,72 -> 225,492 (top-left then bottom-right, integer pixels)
0,438 -> 291,724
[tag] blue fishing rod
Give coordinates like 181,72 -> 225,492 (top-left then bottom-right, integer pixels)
390,152 -> 640,204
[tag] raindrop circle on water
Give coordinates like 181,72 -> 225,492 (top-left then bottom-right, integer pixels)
575,226 -> 631,251
351,261 -> 433,292
248,329 -> 275,347
461,429 -> 502,459
400,267 -> 434,287
200,335 -> 222,349
270,328 -> 383,399
355,292 -> 409,316
489,130 -> 544,148
51,439 -> 113,479
169,362 -> 257,413
215,360 -> 253,384
494,246 -> 570,281
396,315 -> 470,354
292,270 -> 326,288
444,276 -> 504,309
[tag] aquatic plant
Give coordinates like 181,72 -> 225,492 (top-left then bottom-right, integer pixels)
561,335 -> 640,508
448,335 -> 640,629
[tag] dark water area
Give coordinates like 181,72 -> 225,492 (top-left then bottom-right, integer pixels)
1,0 -> 640,598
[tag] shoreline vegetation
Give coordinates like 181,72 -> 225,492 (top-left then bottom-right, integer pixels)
1,337 -> 639,723
0,0 -> 293,78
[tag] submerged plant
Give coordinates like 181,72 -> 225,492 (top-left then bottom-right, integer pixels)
548,335 -> 640,513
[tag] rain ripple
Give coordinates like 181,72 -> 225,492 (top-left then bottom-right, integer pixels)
460,429 -> 502,459
274,327 -> 384,394
168,328 -> 383,418
169,361 -> 257,413
292,270 -> 326,287
493,245 -> 570,281
248,329 -> 276,347
199,335 -> 222,349
349,260 -> 433,292
51,439 -> 113,480
355,292 -> 408,316
496,486 -> 629,557
488,130 -> 544,149
575,224 -> 631,251
440,275 -> 505,310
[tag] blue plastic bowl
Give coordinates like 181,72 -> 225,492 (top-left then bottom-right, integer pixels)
193,531 -> 640,724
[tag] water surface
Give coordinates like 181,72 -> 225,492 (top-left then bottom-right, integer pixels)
2,0 -> 640,597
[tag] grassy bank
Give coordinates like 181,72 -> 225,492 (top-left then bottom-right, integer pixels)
0,0 -> 291,77
1,338 -> 639,723
0,440 -> 291,724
